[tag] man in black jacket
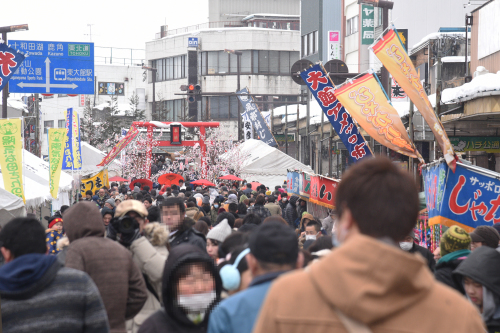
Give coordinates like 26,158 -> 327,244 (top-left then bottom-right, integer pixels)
400,230 -> 436,271
284,195 -> 299,228
160,197 -> 206,251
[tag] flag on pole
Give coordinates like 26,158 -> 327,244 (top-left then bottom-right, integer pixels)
48,128 -> 67,199
0,119 -> 25,202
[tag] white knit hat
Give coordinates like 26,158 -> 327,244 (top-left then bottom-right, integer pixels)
206,219 -> 232,243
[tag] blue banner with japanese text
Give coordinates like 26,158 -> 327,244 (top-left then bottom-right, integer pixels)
237,88 -> 277,147
62,108 -> 82,170
62,108 -> 73,170
287,171 -> 301,197
0,42 -> 25,92
423,161 -> 500,232
300,64 -> 372,162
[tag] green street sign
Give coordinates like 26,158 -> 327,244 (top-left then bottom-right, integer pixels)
361,5 -> 375,45
68,44 -> 90,56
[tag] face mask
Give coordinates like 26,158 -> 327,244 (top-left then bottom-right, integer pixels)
282,198 -> 287,202
178,291 -> 216,313
214,204 -> 219,209
305,234 -> 317,241
399,242 -> 413,251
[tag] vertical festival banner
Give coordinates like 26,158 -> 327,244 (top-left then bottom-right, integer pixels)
237,88 -> 277,147
62,108 -> 74,170
72,111 -> 82,169
0,43 -> 26,91
372,28 -> 456,170
300,64 -> 373,162
287,171 -> 301,197
335,73 -> 423,160
242,111 -> 253,141
0,119 -> 25,202
97,125 -> 139,167
48,128 -> 67,199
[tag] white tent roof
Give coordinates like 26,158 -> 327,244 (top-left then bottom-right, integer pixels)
0,187 -> 26,225
80,142 -> 122,176
23,150 -> 73,192
0,176 -> 51,209
238,139 -> 313,188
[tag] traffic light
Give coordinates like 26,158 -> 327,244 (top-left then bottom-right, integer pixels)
186,84 -> 201,104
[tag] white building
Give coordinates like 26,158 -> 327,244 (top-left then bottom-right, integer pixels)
40,64 -> 146,155
145,25 -> 301,139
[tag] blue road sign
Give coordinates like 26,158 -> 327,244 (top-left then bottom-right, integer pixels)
8,40 -> 94,94
188,37 -> 198,48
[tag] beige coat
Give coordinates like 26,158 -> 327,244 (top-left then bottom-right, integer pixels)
253,234 -> 485,333
127,222 -> 169,333
264,202 -> 282,216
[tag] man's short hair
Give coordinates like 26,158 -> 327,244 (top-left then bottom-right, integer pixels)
161,196 -> 186,214
228,203 -> 238,213
306,220 -> 321,233
243,213 -> 261,225
216,212 -> 235,228
85,190 -> 93,196
0,218 -> 46,258
255,195 -> 265,205
143,185 -> 150,192
147,206 -> 160,222
335,157 -> 419,241
246,183 -> 252,188
267,195 -> 276,203
144,197 -> 153,204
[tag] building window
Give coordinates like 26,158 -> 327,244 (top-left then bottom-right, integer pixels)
44,120 -> 54,134
314,31 -> 319,54
376,8 -> 382,27
151,54 -> 187,82
58,119 -> 65,128
302,35 -> 307,57
346,16 -> 359,36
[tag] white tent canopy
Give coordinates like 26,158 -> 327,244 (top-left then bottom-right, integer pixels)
238,139 -> 313,188
80,142 -> 122,177
0,188 -> 26,225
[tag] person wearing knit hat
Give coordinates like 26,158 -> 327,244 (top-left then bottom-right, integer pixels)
206,218 -> 232,260
434,225 -> 472,295
46,217 -> 64,255
104,198 -> 116,210
470,226 -> 500,250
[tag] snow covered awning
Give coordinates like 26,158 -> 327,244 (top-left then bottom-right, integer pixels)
441,71 -> 500,104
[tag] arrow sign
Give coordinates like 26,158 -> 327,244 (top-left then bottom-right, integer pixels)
17,82 -> 78,90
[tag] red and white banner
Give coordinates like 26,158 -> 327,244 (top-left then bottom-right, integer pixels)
309,175 -> 339,209
97,125 -> 139,167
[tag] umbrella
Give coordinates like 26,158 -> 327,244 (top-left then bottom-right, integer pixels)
158,173 -> 184,186
190,179 -> 216,187
219,174 -> 243,181
109,176 -> 128,182
129,179 -> 154,190
250,181 -> 262,190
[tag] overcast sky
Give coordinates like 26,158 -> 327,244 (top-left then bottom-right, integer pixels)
4,0 -> 209,56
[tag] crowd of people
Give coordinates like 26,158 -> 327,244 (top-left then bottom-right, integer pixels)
1,157 -> 500,332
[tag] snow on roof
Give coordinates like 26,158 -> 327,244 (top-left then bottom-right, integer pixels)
94,102 -> 130,116
5,98 -> 28,113
410,32 -> 466,53
441,70 -> 500,104
242,13 -> 300,21
441,56 -> 470,63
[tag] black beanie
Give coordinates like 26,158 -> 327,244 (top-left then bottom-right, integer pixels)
470,226 -> 500,249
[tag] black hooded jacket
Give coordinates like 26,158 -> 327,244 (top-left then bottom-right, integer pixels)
139,244 -> 222,333
453,246 -> 500,333
285,196 -> 299,228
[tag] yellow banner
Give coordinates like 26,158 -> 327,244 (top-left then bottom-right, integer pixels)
48,128 -> 67,199
0,119 -> 24,202
335,73 -> 422,160
80,169 -> 109,195
372,28 -> 456,170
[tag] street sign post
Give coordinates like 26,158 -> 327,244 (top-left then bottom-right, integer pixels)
9,40 -> 94,94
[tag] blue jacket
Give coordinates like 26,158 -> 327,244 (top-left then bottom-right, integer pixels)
207,271 -> 287,333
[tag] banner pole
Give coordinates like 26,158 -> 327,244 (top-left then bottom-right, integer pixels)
22,117 -> 26,205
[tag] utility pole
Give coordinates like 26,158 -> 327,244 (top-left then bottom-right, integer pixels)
409,100 -> 414,176
436,43 -> 442,116
285,104 -> 288,155
296,103 -> 300,161
306,90 -> 310,165
34,94 -> 40,157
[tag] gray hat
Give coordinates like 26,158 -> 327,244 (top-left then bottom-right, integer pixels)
206,219 -> 232,243
105,198 -> 116,208
202,196 -> 210,205
227,194 -> 238,204
133,186 -> 140,193
196,186 -> 202,192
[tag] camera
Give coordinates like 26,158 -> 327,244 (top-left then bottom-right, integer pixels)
111,214 -> 140,235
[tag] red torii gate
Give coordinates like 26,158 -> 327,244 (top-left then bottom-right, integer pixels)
131,121 -> 220,179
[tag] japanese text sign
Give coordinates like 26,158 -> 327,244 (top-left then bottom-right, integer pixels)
9,40 -> 94,94
328,31 -> 341,61
97,125 -> 139,167
242,112 -> 253,141
300,64 -> 373,162
0,43 -> 25,92
423,161 -> 500,232
335,73 -> 421,160
361,5 -> 375,45
0,119 -> 24,202
451,137 -> 500,153
62,108 -> 82,170
299,172 -> 312,200
309,175 -> 339,209
287,171 -> 301,197
237,88 -> 277,147
372,28 -> 456,170
170,124 -> 181,145
80,169 -> 109,195
48,128 -> 67,199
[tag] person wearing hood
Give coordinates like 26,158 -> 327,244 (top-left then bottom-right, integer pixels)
138,244 -> 222,333
434,225 -> 472,295
400,229 -> 436,271
161,197 -> 206,251
253,157 -> 484,333
64,201 -> 148,333
201,196 -> 211,215
0,217 -> 109,333
210,198 -> 221,226
453,246 -> 500,333
284,195 -> 299,228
